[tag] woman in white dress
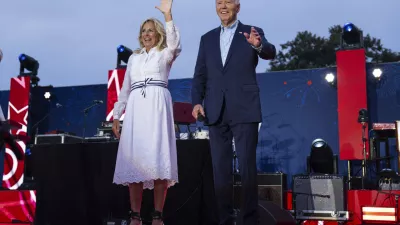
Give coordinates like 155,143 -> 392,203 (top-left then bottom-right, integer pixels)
111,0 -> 180,224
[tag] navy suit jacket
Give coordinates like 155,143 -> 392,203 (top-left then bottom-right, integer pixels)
191,21 -> 276,125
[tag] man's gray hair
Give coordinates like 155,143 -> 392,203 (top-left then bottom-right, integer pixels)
216,0 -> 240,4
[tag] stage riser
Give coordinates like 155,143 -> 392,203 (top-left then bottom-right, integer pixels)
32,140 -> 218,225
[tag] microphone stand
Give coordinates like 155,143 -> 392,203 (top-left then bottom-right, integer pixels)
361,122 -> 367,189
30,104 -> 63,144
358,108 -> 369,190
358,109 -> 369,190
82,102 -> 101,141
25,105 -> 60,183
31,111 -> 52,138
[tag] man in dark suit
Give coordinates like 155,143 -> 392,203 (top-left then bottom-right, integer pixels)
191,0 -> 276,224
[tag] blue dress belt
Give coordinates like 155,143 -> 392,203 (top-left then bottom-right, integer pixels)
131,78 -> 167,98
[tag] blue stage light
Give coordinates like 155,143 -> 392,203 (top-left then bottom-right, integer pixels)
343,23 -> 354,32
341,22 -> 363,48
117,45 -> 125,53
116,45 -> 133,68
18,53 -> 39,77
19,54 -> 26,61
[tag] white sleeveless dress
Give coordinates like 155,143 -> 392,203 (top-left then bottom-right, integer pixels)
112,21 -> 181,189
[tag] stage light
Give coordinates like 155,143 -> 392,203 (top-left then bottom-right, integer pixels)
116,45 -> 133,68
325,73 -> 336,87
44,92 -> 51,99
341,22 -> 363,49
372,68 -> 382,79
362,206 -> 397,222
309,138 -> 335,174
343,23 -> 355,32
19,54 -> 39,76
325,73 -> 335,83
358,108 -> 369,124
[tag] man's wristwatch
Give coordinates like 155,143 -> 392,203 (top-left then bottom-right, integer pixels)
252,44 -> 263,53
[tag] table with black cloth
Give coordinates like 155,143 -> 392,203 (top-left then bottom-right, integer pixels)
31,140 -> 218,225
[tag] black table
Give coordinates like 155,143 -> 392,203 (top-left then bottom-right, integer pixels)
31,140 -> 218,225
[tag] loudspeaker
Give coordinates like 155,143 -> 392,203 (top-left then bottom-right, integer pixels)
235,200 -> 296,225
293,174 -> 346,212
234,173 -> 287,208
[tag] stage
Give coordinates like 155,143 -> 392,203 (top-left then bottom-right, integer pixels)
0,139 -> 399,224
30,139 -> 217,225
0,44 -> 399,225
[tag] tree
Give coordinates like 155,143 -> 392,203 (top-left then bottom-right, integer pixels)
268,25 -> 400,71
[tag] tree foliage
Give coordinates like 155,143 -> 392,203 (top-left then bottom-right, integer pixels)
269,25 -> 400,71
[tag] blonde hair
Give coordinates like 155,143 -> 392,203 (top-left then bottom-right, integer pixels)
134,18 -> 167,54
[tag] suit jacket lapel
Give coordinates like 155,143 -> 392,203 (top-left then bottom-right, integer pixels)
223,22 -> 243,70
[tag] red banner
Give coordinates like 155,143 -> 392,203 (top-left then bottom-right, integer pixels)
106,69 -> 126,121
2,76 -> 30,189
336,49 -> 368,160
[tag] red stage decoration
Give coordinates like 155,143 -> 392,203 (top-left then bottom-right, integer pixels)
362,206 -> 397,222
106,69 -> 126,121
348,190 -> 400,224
336,49 -> 369,160
0,190 -> 36,223
2,77 -> 30,189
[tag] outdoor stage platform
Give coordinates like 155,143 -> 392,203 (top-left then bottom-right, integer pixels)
30,140 -> 217,225
2,187 -> 400,224
0,138 -> 385,225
